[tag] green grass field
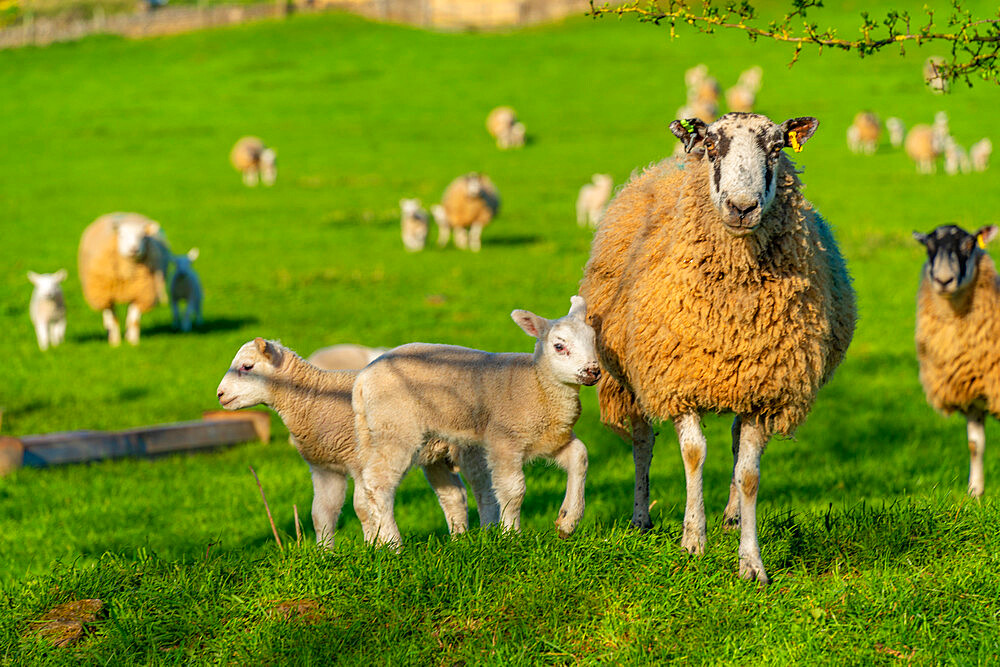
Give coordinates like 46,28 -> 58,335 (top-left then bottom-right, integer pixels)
2,3 -> 999,662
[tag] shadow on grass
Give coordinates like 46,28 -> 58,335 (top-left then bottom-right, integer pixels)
71,316 -> 258,343
486,234 -> 542,247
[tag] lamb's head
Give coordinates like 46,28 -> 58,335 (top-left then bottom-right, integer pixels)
593,173 -> 613,190
217,337 -> 287,410
399,198 -> 422,216
260,148 -> 277,186
430,205 -> 447,225
173,247 -> 199,274
27,269 -> 67,297
114,218 -> 160,259
669,112 -> 819,236
914,224 -> 999,296
512,296 -> 601,386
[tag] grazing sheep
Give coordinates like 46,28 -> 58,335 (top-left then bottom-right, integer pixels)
905,125 -> 942,174
436,173 -> 500,252
886,117 -> 906,148
943,137 -> 971,175
924,56 -> 950,94
216,338 -> 500,548
846,111 -> 881,155
27,270 -> 67,351
970,138 -> 992,172
399,198 -> 430,252
913,224 -> 1000,497
169,248 -> 203,332
579,112 -> 857,584
576,174 -> 614,228
78,212 -> 171,346
352,296 -> 601,547
230,136 -> 277,187
486,106 -> 526,149
308,344 -> 387,370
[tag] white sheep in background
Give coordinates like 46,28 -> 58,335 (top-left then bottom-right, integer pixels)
78,212 -> 171,346
725,66 -> 762,114
913,224 -> 1000,497
435,173 -> 500,252
307,344 -> 387,370
352,296 -> 601,547
924,56 -> 950,94
846,111 -> 881,154
943,137 -> 971,175
970,138 -> 992,172
886,117 -> 905,148
905,125 -> 942,174
486,106 -> 526,149
169,248 -> 203,332
399,198 -> 430,252
28,270 -> 67,351
576,174 -> 614,228
217,338 -> 500,548
230,136 -> 277,186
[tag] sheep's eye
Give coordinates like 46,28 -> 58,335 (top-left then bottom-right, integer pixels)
241,363 -> 254,372
554,343 -> 565,352
704,140 -> 715,151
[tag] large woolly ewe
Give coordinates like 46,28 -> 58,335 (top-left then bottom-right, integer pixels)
905,124 -> 942,174
576,174 -> 614,228
169,248 -> 203,332
579,112 -> 857,584
913,224 -> 1000,497
486,106 -> 525,149
399,198 -> 430,252
846,111 -> 881,155
78,212 -> 171,346
28,270 -> 67,351
352,297 -> 601,547
216,338 -> 499,548
230,136 -> 277,186
435,173 -> 501,252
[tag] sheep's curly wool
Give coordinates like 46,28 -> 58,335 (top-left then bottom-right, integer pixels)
78,214 -> 166,314
580,153 -> 856,436
916,255 -> 1000,417
441,175 -> 500,230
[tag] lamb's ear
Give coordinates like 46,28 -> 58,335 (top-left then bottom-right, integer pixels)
567,295 -> 587,321
780,117 -> 819,153
187,247 -> 199,262
913,231 -> 929,246
976,225 -> 999,248
54,268 -> 67,282
512,310 -> 549,339
27,271 -> 40,284
254,337 -> 283,365
669,118 -> 708,153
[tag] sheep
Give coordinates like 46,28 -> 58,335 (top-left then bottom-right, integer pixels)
216,338 -> 500,548
579,112 -> 857,584
737,66 -> 763,93
886,117 -> 906,148
78,212 -> 171,346
307,344 -> 387,370
486,106 -> 526,149
169,247 -> 203,332
399,198 -> 430,252
970,138 -> 992,172
923,56 -> 950,94
576,174 -> 614,228
905,125 -> 942,174
28,269 -> 67,351
230,136 -> 277,186
913,224 -> 1000,497
943,137 -> 971,175
351,296 -> 601,547
846,111 -> 881,155
725,84 -> 755,114
435,173 -> 500,252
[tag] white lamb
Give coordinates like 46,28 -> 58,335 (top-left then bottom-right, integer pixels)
886,117 -> 905,148
169,248 -> 203,332
576,174 -> 614,228
352,296 -> 601,547
970,139 -> 992,172
308,344 -> 387,370
28,270 -> 67,351
399,198 -> 430,252
943,137 -> 971,175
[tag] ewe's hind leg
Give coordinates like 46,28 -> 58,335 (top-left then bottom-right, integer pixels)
422,459 -> 469,536
310,466 -> 347,549
469,224 -> 484,252
631,418 -> 656,531
102,308 -> 121,347
457,446 -> 500,527
675,413 -> 707,555
437,223 -> 451,248
723,415 -> 742,529
966,410 -> 986,497
487,447 -> 527,532
125,303 -> 142,345
552,436 -> 588,537
735,416 -> 770,585
453,227 -> 470,250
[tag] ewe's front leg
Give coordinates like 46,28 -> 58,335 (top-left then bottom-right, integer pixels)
675,413 -> 707,555
552,436 -> 588,537
125,303 -> 142,346
457,446 -> 500,527
453,227 -> 470,250
966,410 -> 986,497
422,459 -> 469,536
723,415 -> 742,529
310,466 -> 347,549
630,418 -> 656,531
735,415 -> 770,585
436,223 -> 451,248
487,449 -> 527,532
469,224 -> 484,253
102,308 -> 121,347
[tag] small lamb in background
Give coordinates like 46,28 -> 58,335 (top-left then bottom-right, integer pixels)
576,174 -> 614,228
943,137 -> 971,175
170,248 -> 203,332
308,344 -> 387,370
230,136 -> 277,186
846,111 -> 881,155
886,117 -> 905,148
399,198 -> 430,252
486,106 -> 526,149
923,56 -> 950,94
970,138 -> 992,172
28,270 -> 67,351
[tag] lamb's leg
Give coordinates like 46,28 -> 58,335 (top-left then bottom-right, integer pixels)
182,299 -> 193,332
33,321 -> 49,351
723,414 -> 742,529
102,308 -> 121,347
735,415 -> 770,585
437,223 -> 451,248
487,448 -> 526,532
124,303 -> 142,346
469,224 -> 484,253
966,410 -> 986,497
631,418 -> 655,531
310,466 -> 347,549
358,440 -> 417,548
675,412 -> 707,555
576,201 -> 586,226
51,319 -> 66,346
552,435 -> 588,537
453,227 -> 470,250
244,169 -> 258,186
422,459 -> 469,536
171,297 -> 181,331
457,446 -> 500,527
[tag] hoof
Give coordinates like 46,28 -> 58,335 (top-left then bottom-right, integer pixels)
723,514 -> 741,531
738,558 -> 769,585
969,486 -> 984,498
680,530 -> 706,555
630,516 -> 653,532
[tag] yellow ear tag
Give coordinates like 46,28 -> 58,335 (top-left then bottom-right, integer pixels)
789,130 -> 802,153
978,235 -> 987,249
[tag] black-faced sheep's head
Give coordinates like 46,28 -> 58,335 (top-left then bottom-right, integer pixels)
669,112 -> 819,236
913,224 -> 999,296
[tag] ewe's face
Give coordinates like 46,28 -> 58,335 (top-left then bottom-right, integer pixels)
116,221 -> 154,259
669,113 -> 819,236
28,270 -> 66,296
513,296 -> 601,386
914,224 -> 998,296
217,339 -> 282,410
400,198 -> 421,216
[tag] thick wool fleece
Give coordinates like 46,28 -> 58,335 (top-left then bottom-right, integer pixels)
442,176 -> 500,230
916,254 -> 1000,417
230,136 -> 264,171
580,154 -> 856,436
78,214 -> 164,313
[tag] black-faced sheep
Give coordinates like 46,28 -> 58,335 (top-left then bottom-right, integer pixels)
435,173 -> 500,252
230,136 -> 277,186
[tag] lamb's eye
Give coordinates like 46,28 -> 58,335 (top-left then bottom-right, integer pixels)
554,343 -> 565,352
241,363 -> 254,372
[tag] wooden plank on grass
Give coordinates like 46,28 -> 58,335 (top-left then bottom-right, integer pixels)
0,436 -> 24,475
202,410 -> 271,444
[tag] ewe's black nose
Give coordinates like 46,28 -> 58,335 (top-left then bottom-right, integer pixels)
728,199 -> 758,220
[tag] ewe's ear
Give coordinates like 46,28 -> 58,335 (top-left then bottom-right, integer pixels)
912,231 -> 929,246
54,268 -> 67,282
976,225 -> 999,248
780,117 -> 819,152
254,337 -> 283,365
145,221 -> 161,236
187,247 -> 199,262
512,310 -> 549,339
27,271 -> 40,284
668,118 -> 708,154
567,295 -> 587,321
